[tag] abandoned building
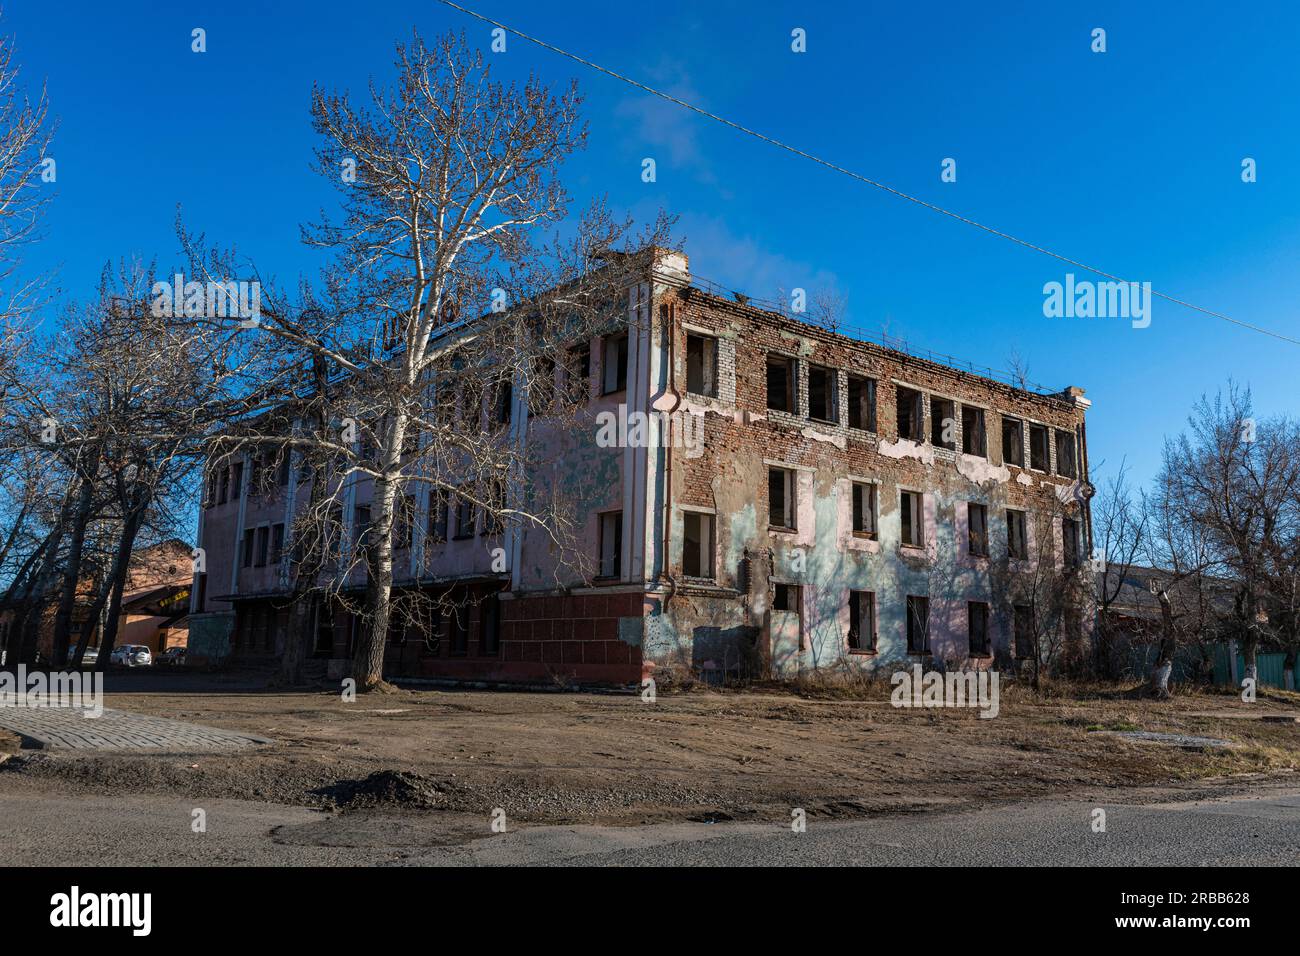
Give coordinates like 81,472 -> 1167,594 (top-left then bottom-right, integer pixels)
187,248 -> 1095,684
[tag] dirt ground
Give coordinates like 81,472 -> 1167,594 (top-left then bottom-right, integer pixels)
2,670 -> 1298,826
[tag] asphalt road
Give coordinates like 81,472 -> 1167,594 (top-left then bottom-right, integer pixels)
0,782 -> 1296,866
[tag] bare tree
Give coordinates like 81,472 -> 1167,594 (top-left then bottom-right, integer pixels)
180,30 -> 673,690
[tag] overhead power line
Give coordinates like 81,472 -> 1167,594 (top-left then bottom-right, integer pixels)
437,0 -> 1300,347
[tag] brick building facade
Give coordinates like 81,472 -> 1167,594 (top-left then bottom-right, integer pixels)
189,248 -> 1093,684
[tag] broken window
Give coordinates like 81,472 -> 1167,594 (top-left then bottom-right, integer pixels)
453,493 -> 475,539
483,480 -> 506,536
1013,604 -> 1035,659
961,406 -> 986,457
768,467 -> 796,530
395,494 -> 416,550
896,386 -> 923,441
1029,423 -> 1050,471
1002,417 -> 1025,467
242,528 -> 255,568
602,333 -> 628,395
255,526 -> 269,567
686,333 -> 718,398
1062,517 -> 1080,568
807,364 -> 837,423
230,461 -> 244,500
599,511 -> 623,578
567,343 -> 591,402
271,523 -> 285,564
851,481 -> 877,537
1006,509 -> 1028,560
968,502 -> 988,557
353,506 -> 372,558
449,607 -> 469,657
930,397 -> 956,449
428,488 -> 448,543
682,511 -> 715,579
479,592 -> 501,657
846,375 -> 877,431
766,355 -> 795,412
900,490 -> 924,547
848,590 -> 876,652
906,595 -> 930,654
1055,430 -> 1078,478
529,356 -> 556,415
218,466 -> 230,505
773,582 -> 800,613
968,601 -> 990,655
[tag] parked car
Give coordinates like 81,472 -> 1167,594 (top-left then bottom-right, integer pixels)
156,647 -> 186,667
110,644 -> 152,667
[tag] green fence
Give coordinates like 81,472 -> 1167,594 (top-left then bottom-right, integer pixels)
1212,645 -> 1294,689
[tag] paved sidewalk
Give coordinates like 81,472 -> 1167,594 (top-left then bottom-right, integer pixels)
0,706 -> 270,752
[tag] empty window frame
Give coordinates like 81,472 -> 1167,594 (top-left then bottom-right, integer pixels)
968,502 -> 989,557
241,528 -> 255,568
1062,517 -> 1080,568
968,601 -> 991,656
493,376 -> 513,425
896,386 -> 923,441
255,526 -> 269,567
806,364 -> 838,423
1029,423 -> 1050,471
428,488 -> 448,543
1006,508 -> 1028,560
900,490 -> 924,547
906,595 -> 930,654
567,344 -> 591,402
529,356 -> 556,415
230,462 -> 244,500
1055,429 -> 1078,478
396,494 -> 416,550
1013,604 -> 1035,659
961,406 -> 987,457
270,523 -> 285,564
848,590 -> 876,652
768,467 -> 796,530
930,397 -> 956,449
1002,417 -> 1025,467
685,333 -> 718,398
479,592 -> 501,657
598,511 -> 623,578
449,607 -> 469,657
851,481 -> 877,537
453,493 -> 476,539
602,333 -> 629,394
682,511 -> 715,579
846,375 -> 877,431
766,355 -> 795,412
772,582 -> 800,614
483,480 -> 506,536
353,506 -> 372,557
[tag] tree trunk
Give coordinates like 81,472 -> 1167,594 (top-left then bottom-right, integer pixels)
351,413 -> 407,691
355,472 -> 397,690
92,505 -> 147,672
1147,591 -> 1176,699
51,475 -> 95,667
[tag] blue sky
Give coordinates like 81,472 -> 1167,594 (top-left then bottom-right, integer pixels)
9,1 -> 1300,494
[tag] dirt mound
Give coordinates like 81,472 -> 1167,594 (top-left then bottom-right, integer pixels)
311,770 -> 460,811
